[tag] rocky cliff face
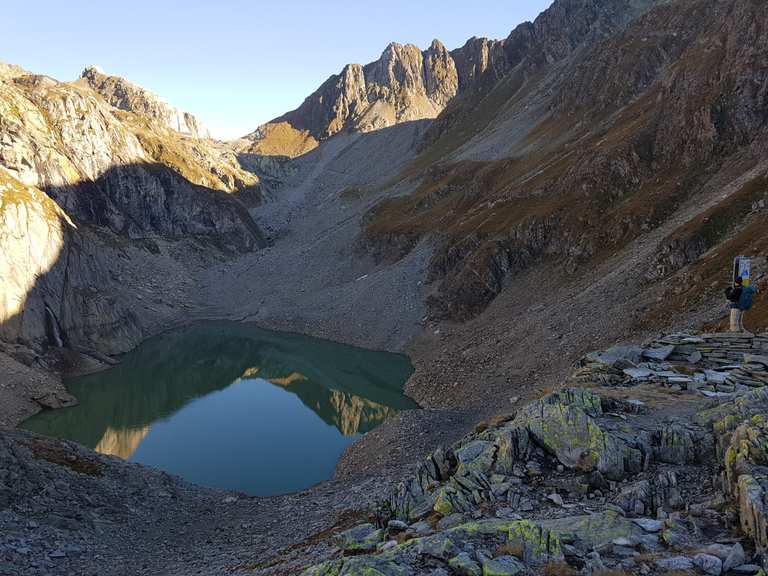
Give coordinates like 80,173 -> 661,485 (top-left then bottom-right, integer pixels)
0,69 -> 264,247
0,63 -> 266,359
80,65 -> 209,139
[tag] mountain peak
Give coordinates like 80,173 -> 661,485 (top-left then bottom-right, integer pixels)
79,66 -> 209,139
81,64 -> 105,77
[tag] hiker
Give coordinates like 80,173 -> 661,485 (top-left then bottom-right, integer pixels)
727,277 -> 758,332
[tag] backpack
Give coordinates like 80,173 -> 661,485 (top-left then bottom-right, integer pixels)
725,286 -> 741,302
740,286 -> 755,311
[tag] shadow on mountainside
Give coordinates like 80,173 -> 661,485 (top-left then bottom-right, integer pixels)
0,159 -> 269,419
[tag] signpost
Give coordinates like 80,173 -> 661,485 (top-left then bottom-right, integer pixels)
733,256 -> 752,287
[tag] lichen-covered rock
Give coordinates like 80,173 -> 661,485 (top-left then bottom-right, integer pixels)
736,474 -> 768,551
481,556 -> 526,576
484,426 -> 532,475
415,534 -> 456,560
513,388 -> 647,480
335,523 -> 384,553
701,390 -> 768,551
337,557 -> 410,576
300,560 -> 343,576
540,511 -> 648,552
454,440 -> 497,476
449,553 -> 482,576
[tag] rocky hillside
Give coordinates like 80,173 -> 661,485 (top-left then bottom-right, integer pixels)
360,0 -> 768,327
241,0 -> 654,159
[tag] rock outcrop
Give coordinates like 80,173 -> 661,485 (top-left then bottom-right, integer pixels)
0,69 -> 264,246
245,0 -> 657,159
80,65 -> 209,139
296,331 -> 768,575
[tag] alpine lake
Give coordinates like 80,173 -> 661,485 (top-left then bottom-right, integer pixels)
22,322 -> 416,496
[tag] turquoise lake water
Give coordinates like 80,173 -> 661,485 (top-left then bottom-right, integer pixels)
22,322 -> 416,496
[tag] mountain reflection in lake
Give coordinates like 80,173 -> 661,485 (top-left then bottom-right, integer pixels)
23,322 -> 416,495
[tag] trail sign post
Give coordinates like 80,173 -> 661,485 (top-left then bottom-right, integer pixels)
733,256 -> 752,286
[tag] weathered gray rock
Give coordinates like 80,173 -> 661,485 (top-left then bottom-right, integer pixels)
449,553 -> 481,576
692,553 -> 723,575
731,564 -> 762,574
652,424 -> 706,464
655,556 -> 694,571
723,542 -> 746,572
481,556 -> 526,576
632,518 -> 664,533
335,523 -> 383,553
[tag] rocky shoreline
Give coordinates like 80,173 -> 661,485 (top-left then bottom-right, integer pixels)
4,331 -> 768,575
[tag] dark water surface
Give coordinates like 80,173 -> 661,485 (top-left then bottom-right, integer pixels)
23,322 -> 416,495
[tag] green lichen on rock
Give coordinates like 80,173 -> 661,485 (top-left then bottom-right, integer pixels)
454,440 -> 497,476
445,519 -> 562,564
416,534 -> 457,559
337,556 -> 411,576
449,553 -> 482,576
539,511 -> 643,551
512,388 -> 643,480
482,556 -> 526,576
335,523 -> 384,553
434,487 -> 455,516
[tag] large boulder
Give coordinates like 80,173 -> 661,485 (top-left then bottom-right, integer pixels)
512,389 -> 648,480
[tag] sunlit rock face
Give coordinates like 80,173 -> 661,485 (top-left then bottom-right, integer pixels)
0,171 -> 72,344
80,65 -> 209,139
0,169 -> 143,353
0,68 -> 264,249
242,39 -> 459,157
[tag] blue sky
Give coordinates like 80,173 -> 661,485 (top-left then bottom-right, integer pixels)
1,1 -> 552,139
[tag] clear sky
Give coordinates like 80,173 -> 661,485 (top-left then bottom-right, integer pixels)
1,1 -> 552,140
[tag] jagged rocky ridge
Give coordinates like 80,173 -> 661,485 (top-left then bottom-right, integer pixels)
80,65 -> 209,139
243,0 -> 655,159
298,332 -> 768,575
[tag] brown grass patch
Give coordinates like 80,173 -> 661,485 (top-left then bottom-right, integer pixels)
541,561 -> 579,576
26,438 -> 104,477
495,541 -> 525,559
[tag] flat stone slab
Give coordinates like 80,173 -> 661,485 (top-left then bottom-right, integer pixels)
642,345 -> 675,361
632,518 -> 664,533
